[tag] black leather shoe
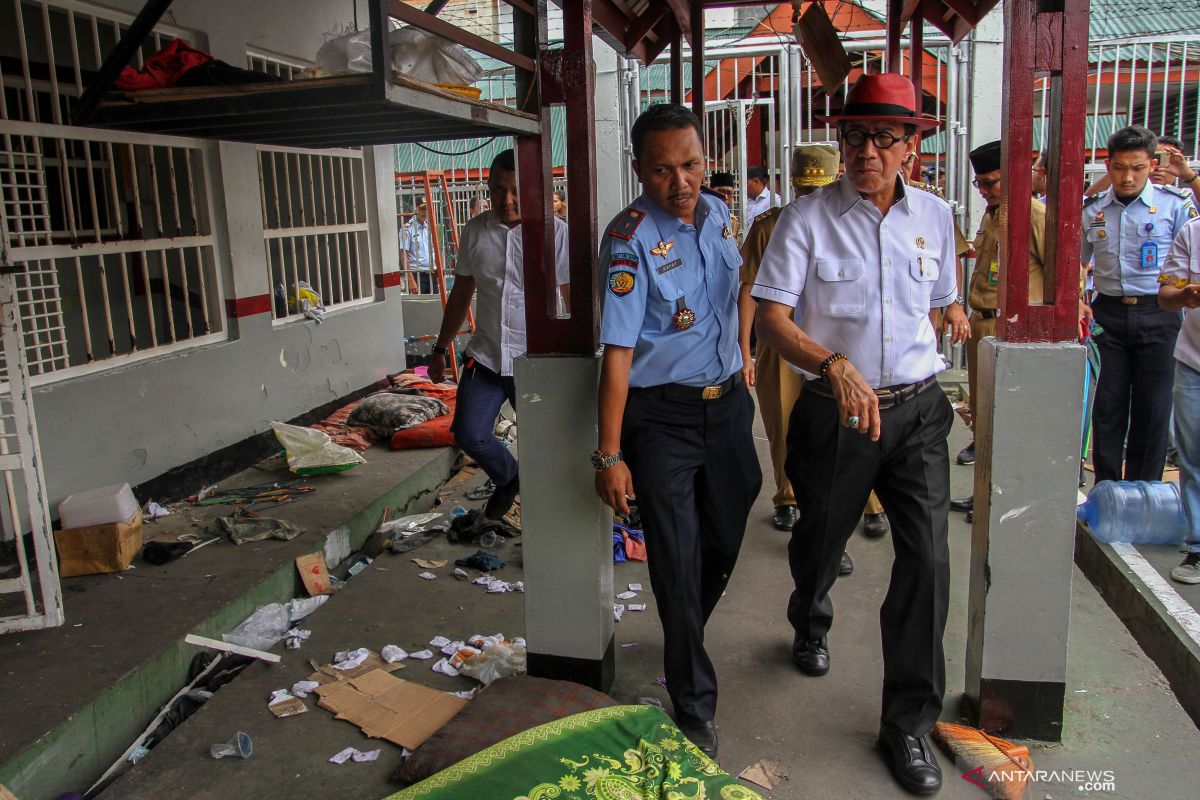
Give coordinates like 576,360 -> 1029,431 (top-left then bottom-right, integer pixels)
863,512 -> 890,538
679,720 -> 718,758
877,724 -> 942,795
792,636 -> 829,676
839,551 -> 854,576
484,476 -> 519,520
949,496 -> 973,513
956,442 -> 976,465
772,505 -> 798,531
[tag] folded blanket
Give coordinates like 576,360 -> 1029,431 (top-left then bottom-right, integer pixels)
347,390 -> 450,438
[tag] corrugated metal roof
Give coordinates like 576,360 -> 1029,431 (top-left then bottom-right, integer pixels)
1090,0 -> 1200,40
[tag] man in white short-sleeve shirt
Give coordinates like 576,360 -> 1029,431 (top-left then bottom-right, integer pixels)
752,73 -> 968,797
428,149 -> 569,520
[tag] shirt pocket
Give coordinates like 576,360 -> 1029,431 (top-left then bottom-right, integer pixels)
721,239 -> 743,270
815,258 -> 865,316
1084,226 -> 1112,254
652,260 -> 704,309
907,255 -> 939,312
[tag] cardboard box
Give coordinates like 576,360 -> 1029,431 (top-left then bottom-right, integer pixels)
315,669 -> 467,750
55,509 -> 143,577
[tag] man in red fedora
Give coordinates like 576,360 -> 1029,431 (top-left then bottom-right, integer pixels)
752,72 -> 968,796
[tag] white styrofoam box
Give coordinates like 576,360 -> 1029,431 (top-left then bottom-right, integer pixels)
58,483 -> 139,529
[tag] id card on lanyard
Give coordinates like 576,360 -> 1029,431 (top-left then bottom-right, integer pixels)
1141,240 -> 1159,270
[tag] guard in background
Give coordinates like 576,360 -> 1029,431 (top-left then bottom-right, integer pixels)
737,143 -> 889,553
753,73 -> 968,796
594,103 -> 761,760
951,140 -> 1048,519
708,171 -> 741,242
1082,125 -> 1197,483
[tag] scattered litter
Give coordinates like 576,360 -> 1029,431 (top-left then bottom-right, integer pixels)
378,513 -> 444,535
452,505 -> 469,518
144,501 -> 171,519
409,649 -> 434,660
221,596 -> 328,652
418,571 -> 438,581
314,671 -> 468,749
272,421 -> 365,476
296,552 -> 335,595
219,514 -> 302,546
333,648 -> 371,671
613,604 -> 625,622
329,746 -> 382,764
315,650 -> 406,681
449,688 -> 478,700
655,676 -> 668,690
455,550 -> 505,571
210,731 -> 253,759
464,481 -> 495,501
629,604 -> 647,612
142,540 -> 196,565
453,568 -> 469,580
738,759 -> 788,791
285,628 -> 311,650
429,636 -> 453,648
448,509 -> 520,545
185,633 -> 280,664
637,697 -> 664,708
347,556 -> 373,578
472,576 -> 493,585
196,485 -> 217,502
486,580 -> 512,593
457,638 -> 527,685
291,680 -> 321,698
413,558 -> 448,569
628,583 -> 643,592
440,640 -> 464,656
381,645 -> 409,663
267,690 -> 308,718
616,591 -> 638,600
431,658 -> 460,677
511,581 -> 525,592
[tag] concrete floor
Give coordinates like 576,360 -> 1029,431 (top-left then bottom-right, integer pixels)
98,397 -> 1200,800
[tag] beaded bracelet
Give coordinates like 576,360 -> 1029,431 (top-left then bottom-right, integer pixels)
819,352 -> 848,380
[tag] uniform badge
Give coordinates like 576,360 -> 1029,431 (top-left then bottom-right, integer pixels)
656,257 -> 684,275
1096,211 -> 1104,222
672,297 -> 696,330
608,270 -> 636,296
722,223 -> 732,239
651,240 -> 675,258
1141,240 -> 1159,269
916,236 -> 926,249
1189,208 -> 1198,218
1149,206 -> 1158,214
609,208 -> 645,240
610,253 -> 639,271
1098,230 -> 1107,239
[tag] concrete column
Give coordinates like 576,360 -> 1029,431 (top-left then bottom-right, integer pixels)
966,8 -> 1005,233
516,355 -> 615,690
593,41 -> 625,227
965,338 -> 1084,741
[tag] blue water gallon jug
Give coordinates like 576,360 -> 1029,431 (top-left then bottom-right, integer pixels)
1077,480 -> 1188,545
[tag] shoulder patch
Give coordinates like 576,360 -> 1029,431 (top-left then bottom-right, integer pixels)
1083,193 -> 1101,208
1158,184 -> 1192,198
608,270 -> 636,296
752,207 -> 782,226
608,207 -> 646,240
906,179 -> 946,199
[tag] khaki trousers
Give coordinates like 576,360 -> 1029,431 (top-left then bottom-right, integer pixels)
965,312 -> 997,430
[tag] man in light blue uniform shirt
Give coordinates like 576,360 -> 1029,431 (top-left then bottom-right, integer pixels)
401,200 -> 435,294
593,103 -> 761,760
1082,125 -> 1198,483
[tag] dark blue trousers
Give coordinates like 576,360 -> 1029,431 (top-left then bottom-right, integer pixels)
450,361 -> 518,486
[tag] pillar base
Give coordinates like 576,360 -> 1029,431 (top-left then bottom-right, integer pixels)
527,635 -> 616,693
965,678 -> 1067,742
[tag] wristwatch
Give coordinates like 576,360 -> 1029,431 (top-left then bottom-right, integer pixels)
431,344 -> 449,356
591,449 -> 623,471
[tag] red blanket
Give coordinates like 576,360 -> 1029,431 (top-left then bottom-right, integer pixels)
311,374 -> 457,452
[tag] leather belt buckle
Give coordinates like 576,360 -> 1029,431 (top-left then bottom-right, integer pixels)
1121,296 -> 1138,305
701,385 -> 722,400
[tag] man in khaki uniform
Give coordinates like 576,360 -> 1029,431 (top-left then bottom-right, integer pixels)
737,145 -> 886,571
951,140 -> 1047,518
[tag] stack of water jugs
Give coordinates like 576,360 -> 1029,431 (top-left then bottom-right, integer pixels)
1077,480 -> 1188,545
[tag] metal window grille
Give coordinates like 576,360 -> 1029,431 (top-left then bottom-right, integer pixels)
0,0 -> 222,382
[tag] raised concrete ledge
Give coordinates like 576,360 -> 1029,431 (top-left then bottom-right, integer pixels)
1075,522 -> 1200,729
0,445 -> 458,800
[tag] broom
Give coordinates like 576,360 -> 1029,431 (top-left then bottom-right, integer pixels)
932,722 -> 1033,800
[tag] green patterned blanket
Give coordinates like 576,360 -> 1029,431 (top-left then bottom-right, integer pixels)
385,705 -> 763,800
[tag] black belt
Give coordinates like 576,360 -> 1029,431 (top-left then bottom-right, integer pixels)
1096,293 -> 1157,306
634,372 -> 742,402
807,375 -> 938,410
974,309 -> 998,320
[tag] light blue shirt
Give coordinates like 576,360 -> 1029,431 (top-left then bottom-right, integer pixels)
751,177 -> 958,388
599,190 -> 743,388
1081,181 -> 1196,296
403,218 -> 433,271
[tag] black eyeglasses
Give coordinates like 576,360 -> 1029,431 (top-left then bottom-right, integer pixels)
972,176 -> 1002,189
842,129 -> 911,149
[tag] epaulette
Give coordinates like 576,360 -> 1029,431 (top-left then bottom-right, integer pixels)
905,178 -> 945,199
1083,193 -> 1102,208
751,207 -> 782,226
608,206 -> 646,240
700,185 -> 725,200
1157,183 -> 1192,199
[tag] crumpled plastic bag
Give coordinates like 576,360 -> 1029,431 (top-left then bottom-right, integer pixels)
222,596 -> 328,652
219,514 -> 302,545
457,639 -> 526,686
315,26 -> 482,85
272,421 -> 365,476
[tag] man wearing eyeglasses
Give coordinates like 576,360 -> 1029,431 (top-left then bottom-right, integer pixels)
753,73 -> 967,796
949,141 -> 1048,485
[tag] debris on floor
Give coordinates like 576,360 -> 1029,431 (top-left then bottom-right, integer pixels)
738,758 -> 788,791
267,690 -> 307,718
329,746 -> 381,764
218,514 -> 302,545
209,731 -> 253,760
296,551 -> 335,595
455,550 -> 505,571
313,670 -> 468,749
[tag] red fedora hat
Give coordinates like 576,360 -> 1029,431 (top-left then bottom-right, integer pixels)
816,73 -> 940,132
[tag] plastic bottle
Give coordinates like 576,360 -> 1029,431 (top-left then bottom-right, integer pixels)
451,505 -> 468,518
1076,480 -> 1188,545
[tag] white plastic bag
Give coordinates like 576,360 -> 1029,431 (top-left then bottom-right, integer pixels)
314,26 -> 482,85
271,422 -> 365,476
457,640 -> 527,685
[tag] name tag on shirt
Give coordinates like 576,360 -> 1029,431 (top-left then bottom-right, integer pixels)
988,261 -> 999,284
656,257 -> 684,275
1141,241 -> 1159,269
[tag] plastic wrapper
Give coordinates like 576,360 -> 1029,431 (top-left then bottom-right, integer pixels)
271,421 -> 365,476
457,640 -> 527,686
315,26 -> 482,85
222,596 -> 328,652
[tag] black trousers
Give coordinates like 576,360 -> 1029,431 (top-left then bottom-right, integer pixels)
1092,296 -> 1182,483
622,381 -> 762,726
785,381 -> 952,737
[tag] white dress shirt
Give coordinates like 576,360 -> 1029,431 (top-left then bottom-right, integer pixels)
1160,217 -> 1200,373
750,176 -> 958,388
455,211 -> 570,376
403,218 -> 433,271
746,188 -> 781,223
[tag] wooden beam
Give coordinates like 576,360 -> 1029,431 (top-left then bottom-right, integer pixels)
624,5 -> 668,53
690,1 -> 705,127
661,0 -> 694,46
498,0 -> 535,14
887,0 -> 905,73
388,0 -> 536,72
941,0 -> 982,26
669,21 -> 684,104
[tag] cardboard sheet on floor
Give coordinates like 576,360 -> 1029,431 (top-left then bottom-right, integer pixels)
315,669 -> 467,749
310,651 -> 406,682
